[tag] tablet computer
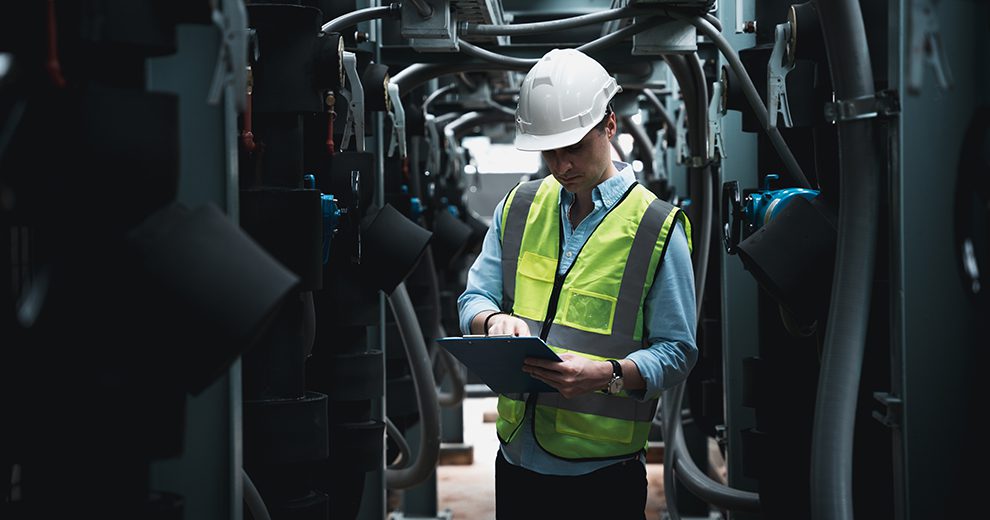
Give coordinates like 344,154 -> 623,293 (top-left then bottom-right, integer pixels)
437,335 -> 562,394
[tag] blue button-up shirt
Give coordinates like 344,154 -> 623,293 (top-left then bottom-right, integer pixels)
457,162 -> 697,475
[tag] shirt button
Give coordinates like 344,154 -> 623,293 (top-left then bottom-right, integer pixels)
565,252 -> 573,258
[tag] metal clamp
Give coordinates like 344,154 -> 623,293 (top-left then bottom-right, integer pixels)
675,102 -> 689,165
340,51 -> 365,152
207,0 -> 249,110
872,391 -> 902,429
767,22 -> 795,129
823,89 -> 900,124
708,79 -> 727,160
387,82 -> 407,158
907,0 -> 954,95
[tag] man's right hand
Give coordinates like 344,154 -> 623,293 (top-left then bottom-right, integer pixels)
485,312 -> 531,337
471,310 -> 532,336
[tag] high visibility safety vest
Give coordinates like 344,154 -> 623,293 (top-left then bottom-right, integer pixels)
496,175 -> 691,460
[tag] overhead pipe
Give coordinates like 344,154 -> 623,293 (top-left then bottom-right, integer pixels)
321,3 -> 399,33
809,0 -> 880,517
461,6 -> 722,36
455,16 -> 668,69
393,63 -> 522,98
385,282 -> 442,490
461,4 -> 647,36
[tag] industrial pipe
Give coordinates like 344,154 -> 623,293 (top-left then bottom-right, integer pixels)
242,468 -> 272,520
385,282 -> 442,490
461,5 -> 646,36
385,416 -> 412,469
640,88 -> 677,147
455,16 -> 667,69
321,3 -> 399,33
661,52 -> 762,513
669,382 -> 762,512
809,0 -> 880,517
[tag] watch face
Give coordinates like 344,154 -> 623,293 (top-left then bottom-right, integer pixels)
608,377 -> 623,394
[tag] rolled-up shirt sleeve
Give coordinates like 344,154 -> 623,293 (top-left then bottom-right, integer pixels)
457,197 -> 508,335
625,221 -> 698,401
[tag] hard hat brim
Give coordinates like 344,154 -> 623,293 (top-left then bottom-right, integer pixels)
513,124 -> 594,152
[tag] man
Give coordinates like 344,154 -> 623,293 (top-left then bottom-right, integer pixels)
457,48 -> 697,519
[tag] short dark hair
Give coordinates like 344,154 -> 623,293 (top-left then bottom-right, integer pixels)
593,103 -> 614,133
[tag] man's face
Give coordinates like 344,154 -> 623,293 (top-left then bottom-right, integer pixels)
540,113 -> 616,195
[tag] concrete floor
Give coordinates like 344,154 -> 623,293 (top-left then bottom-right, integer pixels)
435,397 -> 679,519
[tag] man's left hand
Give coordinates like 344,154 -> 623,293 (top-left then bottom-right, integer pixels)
522,353 -> 611,398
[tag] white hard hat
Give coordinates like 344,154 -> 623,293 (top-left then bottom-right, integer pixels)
514,48 -> 621,152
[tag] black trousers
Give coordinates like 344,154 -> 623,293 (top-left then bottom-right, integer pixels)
495,450 -> 647,519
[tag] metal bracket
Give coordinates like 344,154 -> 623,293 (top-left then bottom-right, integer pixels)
424,114 -> 442,176
708,80 -> 727,160
653,127 -> 668,180
675,102 -> 688,165
402,0 -> 459,52
872,391 -> 902,429
207,0 -> 249,110
907,0 -> 954,95
767,22 -> 795,129
824,89 -> 900,124
340,51 -> 365,152
386,82 -> 407,158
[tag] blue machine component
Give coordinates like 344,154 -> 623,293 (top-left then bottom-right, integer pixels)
409,197 -> 423,221
743,174 -> 820,229
304,174 -> 341,265
321,194 -> 340,265
722,174 -> 820,254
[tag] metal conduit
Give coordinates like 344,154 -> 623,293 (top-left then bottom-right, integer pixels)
661,52 -> 761,514
408,0 -> 434,19
809,0 -> 880,517
321,4 -> 398,33
385,282 -> 442,490
455,16 -> 667,69
461,5 -> 646,36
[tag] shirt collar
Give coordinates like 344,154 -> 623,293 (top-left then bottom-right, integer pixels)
560,160 -> 636,209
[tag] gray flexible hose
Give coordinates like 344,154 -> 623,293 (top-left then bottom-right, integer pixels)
393,63 -> 524,97
809,0 -> 879,518
386,282 -> 442,490
385,415 -> 412,469
456,16 -> 665,69
408,0 -> 434,18
576,16 -> 663,53
456,39 -> 536,68
242,468 -> 272,520
423,84 -> 457,117
461,5 -> 645,36
672,14 -> 811,190
660,52 -> 761,514
321,4 -> 397,33
669,381 -> 761,512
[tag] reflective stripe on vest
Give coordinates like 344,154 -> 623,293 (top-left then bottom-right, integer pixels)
495,175 -> 689,460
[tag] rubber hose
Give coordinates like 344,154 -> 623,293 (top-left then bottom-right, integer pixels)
386,282 -> 442,489
809,0 -> 880,517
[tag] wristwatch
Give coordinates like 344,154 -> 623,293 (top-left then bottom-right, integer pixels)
605,359 -> 624,395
